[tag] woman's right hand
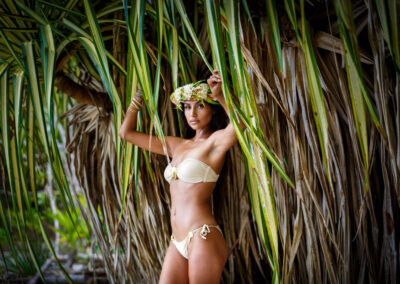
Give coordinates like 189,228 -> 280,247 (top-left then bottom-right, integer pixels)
135,83 -> 143,102
207,69 -> 223,99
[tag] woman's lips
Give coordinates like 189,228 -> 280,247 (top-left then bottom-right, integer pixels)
190,120 -> 199,124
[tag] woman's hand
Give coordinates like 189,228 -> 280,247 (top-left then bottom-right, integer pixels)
135,83 -> 144,103
207,69 -> 223,100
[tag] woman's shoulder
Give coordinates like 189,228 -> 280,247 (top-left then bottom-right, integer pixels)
208,123 -> 237,152
165,136 -> 189,157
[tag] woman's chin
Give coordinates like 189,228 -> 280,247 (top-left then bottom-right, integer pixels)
189,123 -> 205,131
188,120 -> 211,131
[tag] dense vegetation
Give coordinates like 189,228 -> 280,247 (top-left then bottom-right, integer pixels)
0,0 -> 399,283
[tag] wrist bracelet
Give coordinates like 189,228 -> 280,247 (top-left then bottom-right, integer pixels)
128,104 -> 139,113
127,96 -> 142,113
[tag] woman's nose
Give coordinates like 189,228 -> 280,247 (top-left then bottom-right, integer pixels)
190,106 -> 197,117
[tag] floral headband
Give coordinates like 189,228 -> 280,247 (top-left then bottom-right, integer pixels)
170,80 -> 219,109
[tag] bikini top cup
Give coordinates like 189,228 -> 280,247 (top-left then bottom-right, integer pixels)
163,158 -> 220,184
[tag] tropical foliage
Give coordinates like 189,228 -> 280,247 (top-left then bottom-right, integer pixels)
0,0 -> 399,283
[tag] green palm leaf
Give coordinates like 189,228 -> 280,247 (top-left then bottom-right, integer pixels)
284,0 -> 332,187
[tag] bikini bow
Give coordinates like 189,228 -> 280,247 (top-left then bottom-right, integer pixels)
171,166 -> 177,179
200,224 -> 211,239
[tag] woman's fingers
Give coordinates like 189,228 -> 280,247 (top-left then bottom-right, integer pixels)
210,74 -> 221,81
208,73 -> 222,88
213,74 -> 221,80
210,79 -> 221,85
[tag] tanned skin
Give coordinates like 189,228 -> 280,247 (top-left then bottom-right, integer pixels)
119,70 -> 243,284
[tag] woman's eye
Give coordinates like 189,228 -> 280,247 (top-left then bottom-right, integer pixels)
197,104 -> 204,109
184,105 -> 190,110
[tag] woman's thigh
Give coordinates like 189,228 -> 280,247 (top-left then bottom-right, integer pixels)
187,228 -> 228,284
159,241 -> 189,284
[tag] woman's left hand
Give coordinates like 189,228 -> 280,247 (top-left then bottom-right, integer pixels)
207,69 -> 223,99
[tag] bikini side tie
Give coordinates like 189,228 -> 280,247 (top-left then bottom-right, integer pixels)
185,224 -> 212,250
170,224 -> 223,259
199,224 -> 211,239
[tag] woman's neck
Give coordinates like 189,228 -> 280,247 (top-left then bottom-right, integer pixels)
192,126 -> 212,142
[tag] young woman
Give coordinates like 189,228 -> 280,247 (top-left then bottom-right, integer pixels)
118,70 -> 241,283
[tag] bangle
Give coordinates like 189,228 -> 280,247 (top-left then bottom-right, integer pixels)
127,104 -> 138,113
127,96 -> 142,113
128,101 -> 140,112
133,96 -> 143,106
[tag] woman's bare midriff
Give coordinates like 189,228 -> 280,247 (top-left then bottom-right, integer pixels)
169,179 -> 218,240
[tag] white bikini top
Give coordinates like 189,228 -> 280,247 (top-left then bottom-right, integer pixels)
163,158 -> 220,184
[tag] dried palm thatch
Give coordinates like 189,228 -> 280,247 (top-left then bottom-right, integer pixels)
61,101 -> 264,283
0,0 -> 399,283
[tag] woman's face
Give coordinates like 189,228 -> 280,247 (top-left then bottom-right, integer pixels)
183,100 -> 214,130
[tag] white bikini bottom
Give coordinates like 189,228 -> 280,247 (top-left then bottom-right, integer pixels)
171,224 -> 223,259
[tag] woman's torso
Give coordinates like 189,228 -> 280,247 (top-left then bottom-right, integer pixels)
168,137 -> 226,240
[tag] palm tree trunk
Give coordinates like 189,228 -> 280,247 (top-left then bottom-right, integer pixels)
55,74 -> 112,111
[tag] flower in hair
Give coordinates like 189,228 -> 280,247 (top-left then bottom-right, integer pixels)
170,80 -> 218,109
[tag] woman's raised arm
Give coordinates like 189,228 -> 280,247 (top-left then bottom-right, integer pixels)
118,88 -> 183,157
207,70 -> 246,152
